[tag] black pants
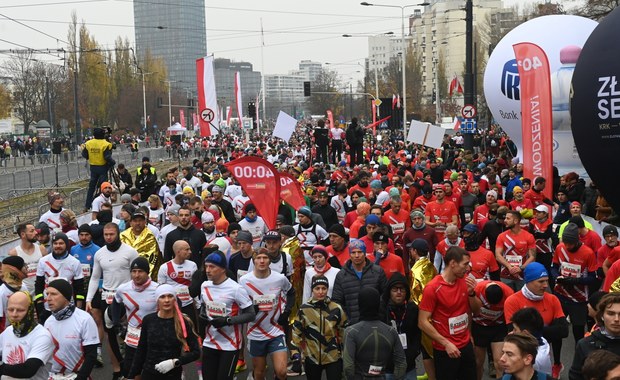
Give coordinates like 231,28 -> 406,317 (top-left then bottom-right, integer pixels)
434,342 -> 477,380
305,358 -> 342,380
349,143 -> 363,166
316,144 -> 328,165
202,347 -> 239,380
85,164 -> 109,209
141,368 -> 183,380
330,140 -> 343,164
122,346 -> 136,377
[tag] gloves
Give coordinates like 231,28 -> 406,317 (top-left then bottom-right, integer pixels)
210,317 -> 229,329
154,359 -> 177,374
277,311 -> 291,327
556,276 -> 580,286
289,354 -> 302,375
114,324 -> 127,339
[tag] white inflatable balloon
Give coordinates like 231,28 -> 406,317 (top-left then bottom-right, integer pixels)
483,15 -> 597,171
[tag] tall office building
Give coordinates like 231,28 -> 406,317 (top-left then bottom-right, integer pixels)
133,0 -> 207,90
213,58 -> 262,109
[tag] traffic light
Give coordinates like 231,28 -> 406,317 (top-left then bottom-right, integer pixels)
157,97 -> 163,108
303,81 -> 311,97
248,102 -> 257,129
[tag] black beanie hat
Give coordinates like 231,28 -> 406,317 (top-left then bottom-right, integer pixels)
227,223 -> 242,235
358,287 -> 380,321
311,275 -> 330,290
2,255 -> 25,270
48,278 -> 73,301
78,224 -> 92,235
130,257 -> 150,273
52,232 -> 69,248
563,223 -> 580,245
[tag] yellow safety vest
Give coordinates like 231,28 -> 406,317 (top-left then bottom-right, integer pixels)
84,139 -> 112,166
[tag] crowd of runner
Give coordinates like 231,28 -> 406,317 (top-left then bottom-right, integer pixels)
2,120 -> 620,380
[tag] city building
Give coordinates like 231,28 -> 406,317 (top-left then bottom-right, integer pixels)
213,58 -> 262,113
294,60 -> 323,81
264,74 -> 305,119
133,0 -> 206,90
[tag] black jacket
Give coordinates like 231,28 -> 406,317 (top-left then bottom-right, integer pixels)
331,258 -> 387,324
163,225 -> 207,266
569,330 -> 620,380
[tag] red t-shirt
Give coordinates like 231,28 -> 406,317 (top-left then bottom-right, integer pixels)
605,246 -> 620,267
343,210 -> 358,228
435,238 -> 465,261
581,230 -> 603,254
473,280 -> 514,326
445,192 -> 462,210
412,195 -> 436,212
367,252 -> 405,280
382,209 -> 411,238
553,243 -> 597,302
603,258 -> 620,292
419,275 -> 471,350
348,184 -> 372,199
504,291 -> 565,326
360,235 -> 396,255
424,200 -> 459,240
469,247 -> 500,280
524,189 -> 546,207
495,229 -> 536,280
473,203 -> 491,226
327,244 -> 350,267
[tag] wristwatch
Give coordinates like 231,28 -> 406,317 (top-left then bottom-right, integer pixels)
468,291 -> 476,297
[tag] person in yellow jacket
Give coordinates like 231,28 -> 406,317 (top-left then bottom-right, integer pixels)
120,210 -> 162,280
82,127 -> 115,211
408,238 -> 438,380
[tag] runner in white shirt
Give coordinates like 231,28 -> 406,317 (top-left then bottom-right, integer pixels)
158,240 -> 198,324
0,291 -> 53,380
248,231 -> 294,279
86,223 -> 139,378
0,256 -> 27,331
199,250 -> 256,380
202,211 -> 218,243
44,279 -> 100,379
239,248 -> 295,380
91,181 -> 113,220
302,245 -> 340,301
39,192 -> 64,232
224,179 -> 242,203
34,232 -> 84,323
232,190 -> 251,220
8,223 -> 48,295
112,257 -> 159,378
238,203 -> 269,249
157,205 -> 181,253
331,188 -> 352,225
294,207 -> 329,266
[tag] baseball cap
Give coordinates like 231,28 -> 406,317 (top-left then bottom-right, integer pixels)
263,230 -> 281,241
534,205 -> 548,213
131,211 -> 146,220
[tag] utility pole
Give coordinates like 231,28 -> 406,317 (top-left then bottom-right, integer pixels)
463,0 -> 474,150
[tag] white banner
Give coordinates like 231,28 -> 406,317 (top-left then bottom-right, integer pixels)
273,111 -> 297,143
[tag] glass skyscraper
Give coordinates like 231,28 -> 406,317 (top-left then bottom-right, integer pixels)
133,0 -> 207,90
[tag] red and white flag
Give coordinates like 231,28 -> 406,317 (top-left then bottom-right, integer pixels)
179,109 -> 186,128
452,116 -> 461,131
449,75 -> 463,97
392,94 -> 397,109
396,94 -> 401,109
196,56 -> 219,137
226,106 -> 232,126
234,71 -> 244,122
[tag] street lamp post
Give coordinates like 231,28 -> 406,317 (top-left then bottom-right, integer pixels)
361,1 -> 429,140
140,71 -> 155,136
463,0 -> 475,150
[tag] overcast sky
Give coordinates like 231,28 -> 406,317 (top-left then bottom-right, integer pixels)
0,0 -> 584,84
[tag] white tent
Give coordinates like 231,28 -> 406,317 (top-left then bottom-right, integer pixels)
167,122 -> 187,136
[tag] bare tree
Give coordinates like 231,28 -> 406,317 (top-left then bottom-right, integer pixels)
575,0 -> 620,20
306,68 -> 342,115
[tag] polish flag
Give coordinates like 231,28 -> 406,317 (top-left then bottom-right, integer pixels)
196,56 -> 219,137
449,75 -> 463,97
392,94 -> 397,109
226,106 -> 232,126
396,94 -> 401,109
452,116 -> 461,131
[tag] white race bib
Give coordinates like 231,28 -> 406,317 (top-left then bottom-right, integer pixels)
506,255 -> 523,267
398,333 -> 408,349
560,262 -> 581,278
81,264 -> 91,278
253,294 -> 277,312
448,313 -> 469,335
176,285 -> 191,303
237,270 -> 248,279
391,222 -> 405,235
27,262 -> 38,277
125,325 -> 141,348
480,307 -> 503,321
368,365 -> 383,375
101,290 -> 115,305
205,301 -> 226,317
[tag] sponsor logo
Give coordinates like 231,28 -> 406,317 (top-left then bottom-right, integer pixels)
501,59 -> 521,100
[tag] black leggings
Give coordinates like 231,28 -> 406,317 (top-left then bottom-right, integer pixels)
202,347 -> 239,380
304,358 -> 342,380
434,342 -> 477,380
550,339 -> 562,365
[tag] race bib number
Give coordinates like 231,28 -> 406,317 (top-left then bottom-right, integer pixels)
560,262 -> 581,278
391,222 -> 405,235
176,286 -> 191,303
368,365 -> 383,375
101,290 -> 115,305
398,333 -> 408,349
253,294 -> 276,312
205,301 -> 226,317
125,325 -> 141,348
480,307 -> 503,321
81,264 -> 91,278
448,313 -> 469,335
27,262 -> 38,277
506,255 -> 523,267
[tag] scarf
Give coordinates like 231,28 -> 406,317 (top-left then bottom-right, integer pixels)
106,237 -> 122,252
11,292 -> 38,338
2,265 -> 25,290
313,262 -> 332,276
132,278 -> 152,292
600,328 -> 620,340
245,215 -> 257,223
53,250 -> 70,261
521,284 -> 544,302
52,304 -> 76,321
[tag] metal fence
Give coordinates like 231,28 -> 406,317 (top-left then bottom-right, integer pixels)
0,145 -> 170,200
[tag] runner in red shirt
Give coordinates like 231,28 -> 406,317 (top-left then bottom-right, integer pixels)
509,186 -> 534,230
412,185 -> 436,213
473,190 -> 498,226
444,181 -> 462,211
367,233 -> 405,280
600,225 -> 619,273
495,211 -> 537,291
424,185 -> 459,242
529,205 -> 555,285
551,222 -> 597,345
382,196 -> 411,244
524,177 -> 552,208
433,225 -> 464,273
325,225 -> 350,268
347,171 -> 373,199
462,224 -> 500,281
569,216 -> 602,254
419,246 -> 478,380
